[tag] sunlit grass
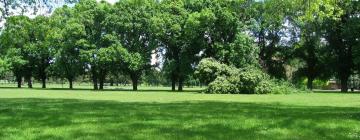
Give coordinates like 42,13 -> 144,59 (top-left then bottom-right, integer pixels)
0,88 -> 359,139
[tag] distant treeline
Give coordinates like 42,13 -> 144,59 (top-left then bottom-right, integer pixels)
0,0 -> 359,92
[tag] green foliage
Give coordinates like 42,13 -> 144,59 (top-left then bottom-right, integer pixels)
0,0 -> 358,93
197,58 -> 300,94
0,58 -> 9,77
207,76 -> 238,94
195,58 -> 233,84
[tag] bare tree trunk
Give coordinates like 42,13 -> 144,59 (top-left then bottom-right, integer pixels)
130,73 -> 138,91
68,78 -> 73,89
99,78 -> 104,90
340,76 -> 349,93
171,73 -> 176,91
92,67 -> 98,90
16,75 -> 22,88
307,77 -> 314,90
178,76 -> 184,91
27,77 -> 32,88
41,76 -> 46,88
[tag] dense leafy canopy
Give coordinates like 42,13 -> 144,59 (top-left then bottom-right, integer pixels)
0,0 -> 359,93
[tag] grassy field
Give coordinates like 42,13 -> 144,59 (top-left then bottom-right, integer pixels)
0,88 -> 359,140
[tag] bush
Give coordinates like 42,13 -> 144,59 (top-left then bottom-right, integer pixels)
270,80 -> 308,94
196,58 -> 301,94
195,58 -> 235,84
237,67 -> 269,94
255,80 -> 274,94
206,76 -> 238,94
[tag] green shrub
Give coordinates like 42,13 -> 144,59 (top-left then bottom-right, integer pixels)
255,80 -> 274,94
197,58 -> 301,94
237,67 -> 269,94
206,76 -> 239,94
195,58 -> 233,84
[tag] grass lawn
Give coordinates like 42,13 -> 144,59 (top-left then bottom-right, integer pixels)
0,88 -> 360,140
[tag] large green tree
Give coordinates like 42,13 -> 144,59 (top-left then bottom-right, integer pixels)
73,0 -> 114,90
150,0 -> 190,91
0,16 -> 31,88
27,16 -> 53,88
325,1 -> 359,92
107,0 -> 157,91
49,6 -> 86,89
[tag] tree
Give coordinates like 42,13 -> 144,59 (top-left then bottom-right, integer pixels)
324,1 -> 359,92
49,6 -> 86,89
290,3 -> 338,90
150,0 -> 190,91
107,0 -> 157,91
292,22 -> 334,90
0,16 -> 32,88
26,16 -> 53,88
247,0 -> 295,79
73,0 -> 113,90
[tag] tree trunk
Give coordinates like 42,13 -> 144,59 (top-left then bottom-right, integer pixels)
41,76 -> 46,88
171,78 -> 176,91
99,79 -> 104,90
16,75 -> 22,88
68,78 -> 73,89
131,74 -> 138,91
110,79 -> 114,86
93,77 -> 98,90
27,77 -> 32,88
99,72 -> 106,90
178,76 -> 184,91
92,68 -> 98,90
132,79 -> 138,91
307,77 -> 314,90
340,76 -> 348,93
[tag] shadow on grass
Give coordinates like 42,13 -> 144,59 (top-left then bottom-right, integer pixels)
0,99 -> 359,140
314,90 -> 360,94
0,86 -> 203,93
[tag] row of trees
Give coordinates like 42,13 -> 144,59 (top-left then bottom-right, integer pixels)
0,0 -> 359,92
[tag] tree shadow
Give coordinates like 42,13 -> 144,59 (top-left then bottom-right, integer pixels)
314,90 -> 360,94
0,86 -> 203,93
0,99 -> 359,139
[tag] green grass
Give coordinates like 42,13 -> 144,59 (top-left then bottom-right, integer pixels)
0,88 -> 360,140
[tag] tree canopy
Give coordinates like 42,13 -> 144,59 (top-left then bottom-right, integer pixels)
0,0 -> 359,93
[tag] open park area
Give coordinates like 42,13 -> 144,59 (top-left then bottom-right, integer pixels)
0,87 -> 360,139
1,0 -> 360,139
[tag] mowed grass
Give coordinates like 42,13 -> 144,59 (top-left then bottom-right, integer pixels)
0,88 -> 360,140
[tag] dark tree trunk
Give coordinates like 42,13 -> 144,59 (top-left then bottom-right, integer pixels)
92,68 -> 98,90
171,75 -> 176,91
178,76 -> 184,91
41,76 -> 46,88
99,71 -> 106,90
99,79 -> 104,90
340,76 -> 349,93
27,77 -> 32,88
307,77 -> 314,90
16,75 -> 22,88
132,79 -> 138,91
110,79 -> 114,86
93,79 -> 98,90
68,78 -> 73,89
130,73 -> 138,91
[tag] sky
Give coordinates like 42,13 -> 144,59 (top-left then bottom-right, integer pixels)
0,0 -> 119,28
